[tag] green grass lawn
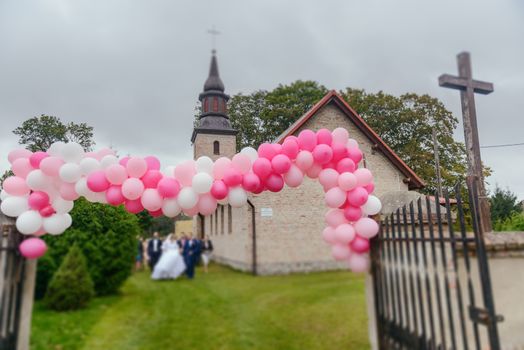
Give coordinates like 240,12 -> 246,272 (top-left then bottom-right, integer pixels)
31,264 -> 370,350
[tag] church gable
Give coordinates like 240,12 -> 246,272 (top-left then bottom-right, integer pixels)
276,91 -> 424,190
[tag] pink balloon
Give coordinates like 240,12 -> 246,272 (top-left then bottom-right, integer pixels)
316,129 -> 333,145
325,209 -> 347,227
98,148 -> 115,158
122,178 -> 145,200
149,209 -> 163,217
344,205 -> 362,222
281,138 -> 299,159
11,158 -> 34,178
125,199 -> 144,214
295,151 -> 314,171
223,168 -> 243,187
8,149 -> 32,164
325,187 -> 347,208
212,157 -> 231,180
332,128 -> 349,144
242,173 -> 261,192
28,191 -> 50,210
106,185 -> 126,206
312,144 -> 333,165
145,156 -> 161,171
59,183 -> 79,201
265,173 -> 284,192
347,147 -> 363,164
258,143 -> 278,160
19,238 -> 47,259
232,154 -> 252,174
126,157 -> 148,178
322,226 -> 337,244
354,217 -> 379,238
348,254 -> 369,273
297,130 -> 317,151
319,169 -> 339,190
87,170 -> 110,193
174,161 -> 196,187
40,157 -> 64,177
354,168 -> 373,186
3,176 -> 30,196
29,151 -> 49,168
338,172 -> 357,191
271,143 -> 282,155
334,223 -> 356,244
157,177 -> 180,198
271,154 -> 291,174
252,158 -> 272,179
336,158 -> 356,173
119,156 -> 130,166
210,180 -> 228,200
350,235 -> 370,253
347,187 -> 369,207
364,183 -> 375,194
183,205 -> 200,217
105,164 -> 128,185
39,205 -> 55,217
331,142 -> 348,162
198,194 -> 218,215
283,165 -> 303,188
141,189 -> 163,211
305,163 -> 322,179
332,244 -> 352,261
141,170 -> 163,189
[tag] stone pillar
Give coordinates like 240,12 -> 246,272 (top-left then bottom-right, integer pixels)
365,273 -> 378,350
16,259 -> 37,350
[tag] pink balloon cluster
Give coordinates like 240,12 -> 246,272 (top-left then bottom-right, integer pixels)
0,128 -> 381,270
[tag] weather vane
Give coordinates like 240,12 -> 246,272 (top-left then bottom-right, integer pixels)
207,25 -> 220,53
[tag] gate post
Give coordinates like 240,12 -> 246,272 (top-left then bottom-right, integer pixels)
16,259 -> 36,350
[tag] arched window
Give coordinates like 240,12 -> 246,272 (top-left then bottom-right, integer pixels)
213,141 -> 220,155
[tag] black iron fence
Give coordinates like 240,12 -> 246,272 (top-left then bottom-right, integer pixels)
371,178 -> 503,349
0,215 -> 26,350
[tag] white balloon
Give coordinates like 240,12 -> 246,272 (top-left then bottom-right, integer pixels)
1,196 -> 29,217
48,141 -> 66,157
16,210 -> 43,235
59,163 -> 82,183
162,199 -> 181,217
192,172 -> 213,194
79,157 -> 101,175
52,197 -> 74,214
26,170 -> 52,191
0,189 -> 9,200
84,190 -> 100,203
228,187 -> 247,207
162,165 -> 176,177
44,213 -> 71,235
196,156 -> 214,175
361,195 -> 382,216
74,178 -> 89,197
61,142 -> 85,163
347,139 -> 359,149
240,147 -> 259,162
100,155 -> 118,169
177,187 -> 198,209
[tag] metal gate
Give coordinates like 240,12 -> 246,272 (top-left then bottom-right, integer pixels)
0,214 -> 26,350
370,178 -> 503,349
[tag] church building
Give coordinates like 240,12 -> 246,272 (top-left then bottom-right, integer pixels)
192,51 -> 424,275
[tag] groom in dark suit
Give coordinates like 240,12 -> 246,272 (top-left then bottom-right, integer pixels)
147,232 -> 163,270
183,234 -> 201,279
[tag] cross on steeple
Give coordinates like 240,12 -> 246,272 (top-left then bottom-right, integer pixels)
439,52 -> 494,233
207,25 -> 220,53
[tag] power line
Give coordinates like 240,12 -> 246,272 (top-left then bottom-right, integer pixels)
480,142 -> 524,149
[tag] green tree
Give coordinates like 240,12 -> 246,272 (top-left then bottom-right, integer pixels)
13,114 -> 95,152
44,244 -> 95,311
489,185 -> 522,224
42,198 -> 140,296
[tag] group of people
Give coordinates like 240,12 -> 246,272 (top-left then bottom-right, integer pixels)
136,232 -> 213,280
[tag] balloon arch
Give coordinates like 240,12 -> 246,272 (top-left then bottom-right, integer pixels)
1,128 -> 382,272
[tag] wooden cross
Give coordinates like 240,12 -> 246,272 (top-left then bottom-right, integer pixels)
207,25 -> 220,53
439,52 -> 494,232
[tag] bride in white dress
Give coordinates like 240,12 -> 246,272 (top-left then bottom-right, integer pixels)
151,234 -> 186,280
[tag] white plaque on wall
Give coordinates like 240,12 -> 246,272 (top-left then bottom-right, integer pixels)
260,208 -> 273,217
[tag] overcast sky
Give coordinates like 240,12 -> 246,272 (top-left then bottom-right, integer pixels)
0,0 -> 523,199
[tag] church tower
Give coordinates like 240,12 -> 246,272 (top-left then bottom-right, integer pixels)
192,50 -> 237,160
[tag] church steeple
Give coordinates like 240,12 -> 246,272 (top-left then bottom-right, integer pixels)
191,50 -> 236,143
